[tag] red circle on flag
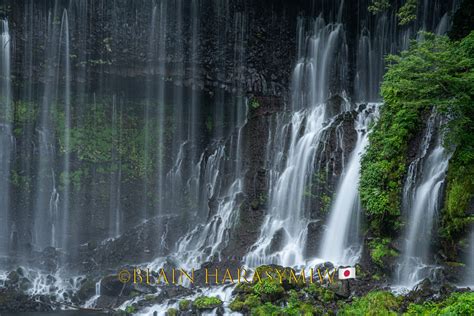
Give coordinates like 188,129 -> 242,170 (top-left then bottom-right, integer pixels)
344,270 -> 350,277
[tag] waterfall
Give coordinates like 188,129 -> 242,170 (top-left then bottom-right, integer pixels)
395,113 -> 450,288
468,231 -> 474,286
155,0 -> 167,216
59,10 -> 71,250
0,19 -> 13,256
245,17 -> 349,267
33,9 -> 60,250
174,12 -> 248,268
319,104 -> 379,265
0,0 -> 459,293
109,96 -> 122,238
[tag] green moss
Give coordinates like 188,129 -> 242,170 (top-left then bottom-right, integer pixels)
250,97 -> 261,109
192,296 -> 223,310
321,193 -> 332,213
253,278 -> 285,298
251,302 -> 281,315
368,0 -> 390,14
14,101 -> 37,124
124,306 -> 136,314
129,290 -> 140,298
179,299 -> 191,311
441,155 -> 474,259
304,283 -> 335,303
230,294 -> 261,312
404,292 -> 474,315
283,289 -> 320,315
165,308 -> 178,316
229,299 -> 245,311
144,294 -> 155,301
338,291 -> 401,316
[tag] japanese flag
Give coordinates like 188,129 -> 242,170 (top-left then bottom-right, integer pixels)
338,267 -> 356,280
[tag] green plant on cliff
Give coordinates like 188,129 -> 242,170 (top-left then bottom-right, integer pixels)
368,0 -> 417,25
250,97 -> 261,109
360,32 -> 474,256
368,238 -> 398,267
439,32 -> 474,259
397,0 -> 417,26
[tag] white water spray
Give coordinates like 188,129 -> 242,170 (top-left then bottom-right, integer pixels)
319,104 -> 379,265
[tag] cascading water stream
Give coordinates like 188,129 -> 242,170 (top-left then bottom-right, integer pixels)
0,1 -> 464,313
34,8 -> 61,250
319,104 -> 379,265
59,9 -> 71,250
0,19 -> 13,257
395,113 -> 450,288
467,231 -> 474,286
245,17 -> 348,268
247,106 -> 328,267
109,96 -> 122,238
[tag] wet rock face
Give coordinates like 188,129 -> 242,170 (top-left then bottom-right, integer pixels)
221,96 -> 282,260
0,287 -> 54,312
303,99 -> 359,255
8,0 -> 300,98
71,215 -> 189,273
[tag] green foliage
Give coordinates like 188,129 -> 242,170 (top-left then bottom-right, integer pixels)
124,305 -> 136,314
441,159 -> 474,257
360,32 -> 474,248
251,303 -> 281,315
320,193 -> 332,213
165,308 -> 177,316
368,0 -> 391,14
250,97 -> 261,110
253,278 -> 285,297
282,290 -> 318,316
397,0 -> 417,25
338,291 -> 401,316
369,238 -> 398,267
304,283 -> 335,303
14,101 -> 37,124
179,299 -> 191,311
404,292 -> 474,315
192,296 -> 223,310
229,294 -> 260,312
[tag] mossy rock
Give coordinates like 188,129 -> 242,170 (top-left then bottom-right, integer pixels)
283,302 -> 321,315
229,294 -> 261,312
192,296 -> 223,310
179,299 -> 191,311
304,283 -> 335,303
144,294 -> 155,301
124,306 -> 136,314
253,278 -> 285,302
251,302 -> 282,315
233,282 -> 254,295
166,308 -> 178,316
254,265 -> 304,289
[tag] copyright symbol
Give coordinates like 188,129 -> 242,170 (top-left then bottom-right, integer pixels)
118,270 -> 131,283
